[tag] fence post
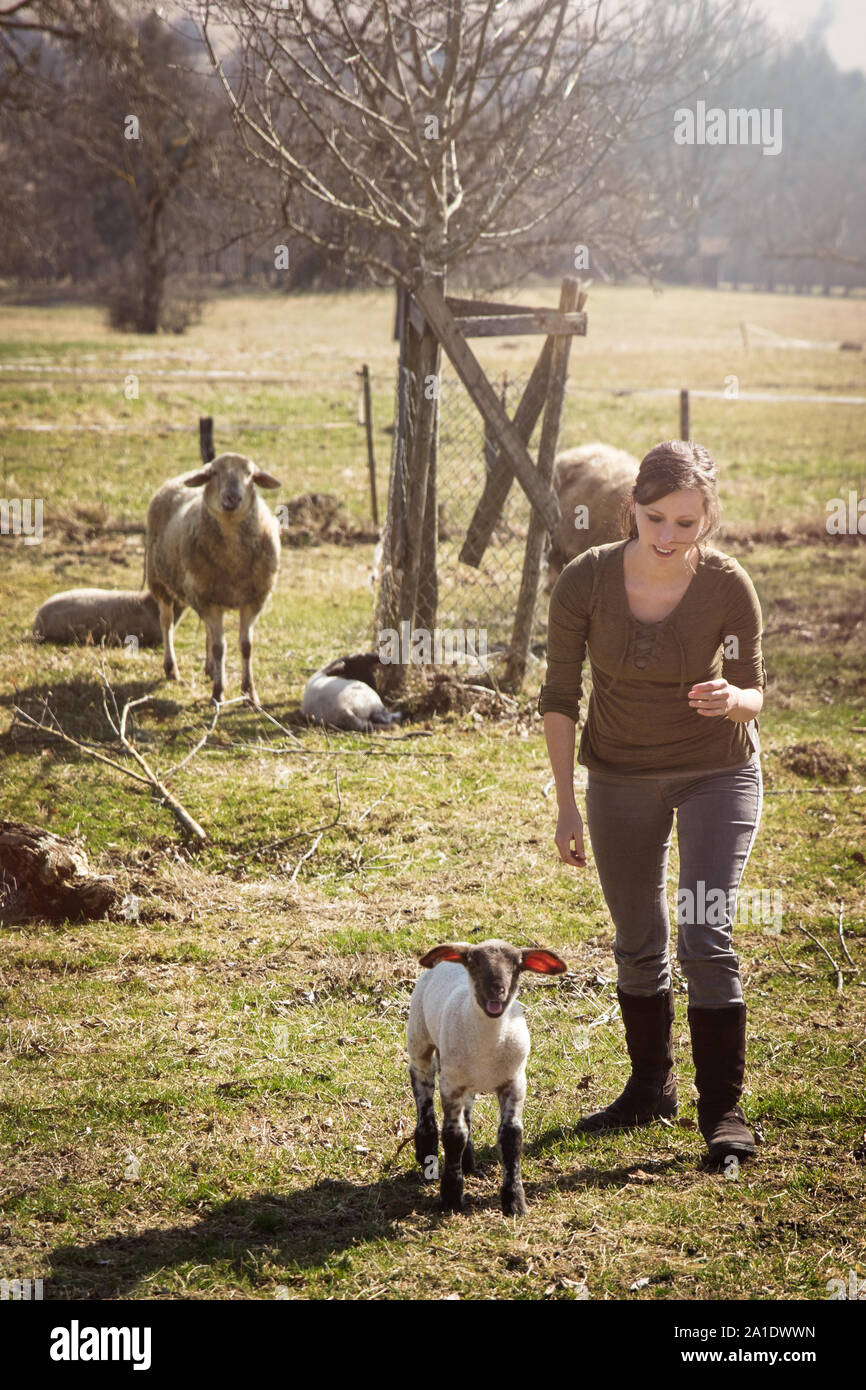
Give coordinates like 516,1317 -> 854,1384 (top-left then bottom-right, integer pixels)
199,416 -> 215,464
361,365 -> 379,527
505,277 -> 579,689
679,388 -> 690,440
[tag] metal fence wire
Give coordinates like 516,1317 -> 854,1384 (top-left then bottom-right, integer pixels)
419,366 -> 544,655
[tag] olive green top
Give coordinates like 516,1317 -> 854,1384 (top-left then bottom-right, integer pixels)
537,540 -> 767,777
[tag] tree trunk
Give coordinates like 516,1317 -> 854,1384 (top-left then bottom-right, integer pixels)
139,202 -> 167,334
0,821 -> 117,922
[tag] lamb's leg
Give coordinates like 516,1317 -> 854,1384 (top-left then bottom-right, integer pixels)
462,1098 -> 479,1175
202,608 -> 225,702
440,1085 -> 471,1213
409,1060 -> 439,1181
239,603 -> 259,705
204,625 -> 213,680
497,1074 -> 527,1216
158,598 -> 179,681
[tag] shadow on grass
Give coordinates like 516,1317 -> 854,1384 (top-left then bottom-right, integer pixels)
44,1148 -> 690,1299
1,675 -> 307,750
45,1173 -> 429,1299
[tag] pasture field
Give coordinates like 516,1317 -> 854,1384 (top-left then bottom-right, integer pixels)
0,283 -> 864,1302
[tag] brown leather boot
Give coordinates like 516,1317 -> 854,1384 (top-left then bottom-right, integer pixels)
578,986 -> 678,1132
688,1002 -> 756,1163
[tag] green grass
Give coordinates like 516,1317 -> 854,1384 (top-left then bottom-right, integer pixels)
0,284 -> 864,1301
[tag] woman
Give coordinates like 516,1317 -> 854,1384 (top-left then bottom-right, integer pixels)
538,439 -> 766,1166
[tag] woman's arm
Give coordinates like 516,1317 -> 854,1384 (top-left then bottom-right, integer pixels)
688,680 -> 764,721
543,712 -> 586,867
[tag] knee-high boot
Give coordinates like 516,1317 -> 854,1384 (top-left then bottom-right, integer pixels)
579,986 -> 678,1132
687,1002 -> 756,1162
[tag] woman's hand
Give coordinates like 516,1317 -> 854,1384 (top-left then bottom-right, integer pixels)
555,805 -> 586,868
688,678 -> 738,717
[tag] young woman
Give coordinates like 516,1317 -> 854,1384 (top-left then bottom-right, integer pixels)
539,440 -> 766,1166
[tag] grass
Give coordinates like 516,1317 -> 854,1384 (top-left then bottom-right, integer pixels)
0,283 -> 864,1302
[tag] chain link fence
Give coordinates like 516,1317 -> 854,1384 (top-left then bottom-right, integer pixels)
422,366 -> 545,655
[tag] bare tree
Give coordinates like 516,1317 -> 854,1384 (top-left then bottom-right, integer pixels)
195,0 -> 756,683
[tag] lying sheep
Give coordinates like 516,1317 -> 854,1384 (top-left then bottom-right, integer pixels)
145,453 -> 281,704
408,939 -> 567,1215
546,442 -> 640,591
300,653 -> 404,732
33,588 -> 167,647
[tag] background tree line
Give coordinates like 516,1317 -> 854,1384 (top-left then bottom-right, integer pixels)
0,1 -> 863,334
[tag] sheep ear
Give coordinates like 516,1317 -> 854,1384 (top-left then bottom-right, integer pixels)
253,471 -> 282,489
419,943 -> 471,969
522,948 -> 567,975
185,468 -> 213,488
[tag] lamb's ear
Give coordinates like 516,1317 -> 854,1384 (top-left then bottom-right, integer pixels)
522,948 -> 567,975
419,943 -> 472,969
185,468 -> 213,488
253,471 -> 282,489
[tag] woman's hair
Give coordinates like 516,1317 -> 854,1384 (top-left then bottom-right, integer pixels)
620,439 -> 721,543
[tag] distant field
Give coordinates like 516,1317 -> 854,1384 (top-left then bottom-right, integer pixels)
0,284 -> 864,1302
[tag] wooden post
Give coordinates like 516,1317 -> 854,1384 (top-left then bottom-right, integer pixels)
199,416 -> 215,464
361,365 -> 379,527
679,388 -> 690,440
505,277 -> 580,689
411,279 -> 560,530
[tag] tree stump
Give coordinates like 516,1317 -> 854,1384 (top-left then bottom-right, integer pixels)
0,821 -> 117,923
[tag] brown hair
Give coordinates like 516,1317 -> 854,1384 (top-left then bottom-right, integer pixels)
620,439 -> 721,543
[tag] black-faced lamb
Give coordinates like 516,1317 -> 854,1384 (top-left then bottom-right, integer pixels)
407,939 -> 567,1215
546,443 -> 640,591
33,588 -> 166,647
300,652 -> 404,732
145,453 -> 282,704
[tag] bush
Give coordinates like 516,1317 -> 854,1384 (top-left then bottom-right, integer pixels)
99,261 -> 206,334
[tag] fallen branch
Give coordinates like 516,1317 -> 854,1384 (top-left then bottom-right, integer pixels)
797,921 -> 843,992
837,900 -> 857,970
289,832 -> 323,884
13,670 -> 216,844
774,939 -> 798,976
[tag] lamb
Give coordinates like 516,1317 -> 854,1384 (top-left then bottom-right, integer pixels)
546,442 -> 640,591
300,652 -> 404,732
33,588 -> 166,647
407,939 -> 567,1215
145,453 -> 282,704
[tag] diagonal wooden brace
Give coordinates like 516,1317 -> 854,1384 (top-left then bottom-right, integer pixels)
410,279 -> 561,535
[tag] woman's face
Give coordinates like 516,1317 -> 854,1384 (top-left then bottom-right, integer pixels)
633,487 -> 708,562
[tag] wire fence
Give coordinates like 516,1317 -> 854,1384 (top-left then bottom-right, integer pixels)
430,367 -> 544,652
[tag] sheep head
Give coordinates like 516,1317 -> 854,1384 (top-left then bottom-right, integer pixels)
419,939 -> 567,1018
185,453 -> 282,519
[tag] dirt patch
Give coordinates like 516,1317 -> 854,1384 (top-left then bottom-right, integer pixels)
779,740 -> 852,783
278,493 -> 377,547
403,669 -> 522,721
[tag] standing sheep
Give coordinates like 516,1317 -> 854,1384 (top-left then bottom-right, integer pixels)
546,443 -> 640,591
408,939 -> 567,1215
145,453 -> 282,704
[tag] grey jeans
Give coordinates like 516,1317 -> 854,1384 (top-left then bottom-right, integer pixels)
584,754 -> 763,1008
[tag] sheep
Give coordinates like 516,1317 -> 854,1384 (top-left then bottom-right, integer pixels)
546,443 -> 640,591
407,939 -> 567,1215
32,588 -> 167,647
300,652 -> 405,732
145,453 -> 282,704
